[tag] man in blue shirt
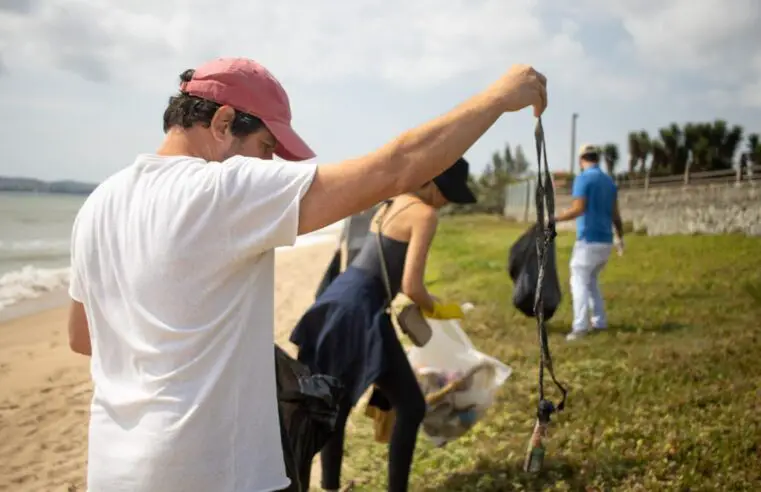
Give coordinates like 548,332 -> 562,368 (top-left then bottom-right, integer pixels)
555,144 -> 624,341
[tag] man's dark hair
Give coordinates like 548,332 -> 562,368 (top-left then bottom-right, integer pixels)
581,152 -> 600,162
162,69 -> 265,136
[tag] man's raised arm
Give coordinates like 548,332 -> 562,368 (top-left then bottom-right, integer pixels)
297,64 -> 547,234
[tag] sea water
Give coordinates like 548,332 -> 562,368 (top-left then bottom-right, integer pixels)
0,191 -> 342,315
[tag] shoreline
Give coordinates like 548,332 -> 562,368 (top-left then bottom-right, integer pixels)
0,241 -> 338,490
0,289 -> 71,325
0,228 -> 341,325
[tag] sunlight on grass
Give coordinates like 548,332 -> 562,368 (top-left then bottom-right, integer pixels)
339,215 -> 761,491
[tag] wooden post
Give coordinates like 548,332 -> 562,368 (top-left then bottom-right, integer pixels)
736,160 -> 743,185
503,183 -> 510,218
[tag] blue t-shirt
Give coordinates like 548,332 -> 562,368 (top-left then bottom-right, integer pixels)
571,166 -> 617,243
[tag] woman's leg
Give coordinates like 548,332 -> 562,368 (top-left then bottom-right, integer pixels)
374,334 -> 427,492
320,402 -> 352,490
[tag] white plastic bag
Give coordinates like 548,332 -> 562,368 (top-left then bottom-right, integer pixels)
407,308 -> 512,447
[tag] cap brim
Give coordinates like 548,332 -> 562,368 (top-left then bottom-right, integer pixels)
265,120 -> 316,161
443,184 -> 477,205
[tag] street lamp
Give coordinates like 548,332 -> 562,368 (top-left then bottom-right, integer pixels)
569,113 -> 578,175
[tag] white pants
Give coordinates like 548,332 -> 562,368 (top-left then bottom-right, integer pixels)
569,240 -> 613,332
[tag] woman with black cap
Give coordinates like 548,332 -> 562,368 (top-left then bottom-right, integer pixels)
290,157 -> 478,492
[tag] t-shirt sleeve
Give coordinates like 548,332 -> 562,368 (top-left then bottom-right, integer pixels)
68,210 -> 85,303
571,173 -> 589,199
205,157 -> 318,256
69,263 -> 85,302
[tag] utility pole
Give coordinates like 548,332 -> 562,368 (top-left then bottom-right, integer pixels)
569,113 -> 578,175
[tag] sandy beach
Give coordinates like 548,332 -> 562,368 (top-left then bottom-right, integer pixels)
0,242 -> 337,491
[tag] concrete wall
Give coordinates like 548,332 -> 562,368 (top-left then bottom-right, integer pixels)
618,182 -> 761,236
504,180 -> 761,236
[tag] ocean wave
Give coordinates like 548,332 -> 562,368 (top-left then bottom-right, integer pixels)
0,238 -> 70,251
0,265 -> 71,311
0,224 -> 343,312
0,239 -> 70,263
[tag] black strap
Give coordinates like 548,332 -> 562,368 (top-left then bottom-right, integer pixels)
374,201 -> 396,306
532,117 -> 568,418
374,198 -> 424,307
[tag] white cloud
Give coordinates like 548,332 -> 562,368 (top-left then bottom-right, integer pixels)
0,0 -> 759,184
0,0 -> 180,84
0,0 -> 647,98
603,0 -> 756,68
581,0 -> 761,107
0,0 -> 756,101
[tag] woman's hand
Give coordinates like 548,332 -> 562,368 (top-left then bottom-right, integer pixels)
423,301 -> 465,320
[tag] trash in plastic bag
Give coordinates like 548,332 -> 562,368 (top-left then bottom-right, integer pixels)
275,345 -> 345,492
406,314 -> 512,447
507,223 -> 562,321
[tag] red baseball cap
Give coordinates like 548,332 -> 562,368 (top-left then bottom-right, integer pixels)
179,57 -> 315,161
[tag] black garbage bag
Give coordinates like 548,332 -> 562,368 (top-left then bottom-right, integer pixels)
275,345 -> 344,492
507,224 -> 562,321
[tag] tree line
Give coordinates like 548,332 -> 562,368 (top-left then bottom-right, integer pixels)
450,143 -> 530,214
449,119 -> 761,216
600,120 -> 761,178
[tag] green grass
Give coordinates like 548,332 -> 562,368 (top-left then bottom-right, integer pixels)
337,215 -> 761,491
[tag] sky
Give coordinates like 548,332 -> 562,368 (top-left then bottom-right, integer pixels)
0,0 -> 759,183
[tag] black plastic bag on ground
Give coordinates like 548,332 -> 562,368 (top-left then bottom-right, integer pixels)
507,224 -> 562,321
275,345 -> 344,492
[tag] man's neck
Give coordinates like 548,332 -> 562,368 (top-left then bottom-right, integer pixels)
581,162 -> 599,172
156,128 -> 210,160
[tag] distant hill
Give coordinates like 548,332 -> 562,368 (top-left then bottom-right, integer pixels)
0,176 -> 98,195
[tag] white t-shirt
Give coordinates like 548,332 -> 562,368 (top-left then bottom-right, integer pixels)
69,154 -> 317,492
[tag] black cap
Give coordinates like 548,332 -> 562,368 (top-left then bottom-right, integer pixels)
432,157 -> 477,204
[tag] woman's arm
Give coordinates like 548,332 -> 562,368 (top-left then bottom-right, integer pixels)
400,207 -> 438,312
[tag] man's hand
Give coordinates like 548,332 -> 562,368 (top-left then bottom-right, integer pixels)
489,64 -> 548,117
614,236 -> 625,257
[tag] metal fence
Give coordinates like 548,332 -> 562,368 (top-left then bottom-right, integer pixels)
616,164 -> 761,190
503,179 -> 574,223
503,164 -> 761,221
503,179 -> 535,223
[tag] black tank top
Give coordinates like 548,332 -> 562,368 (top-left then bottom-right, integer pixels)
351,232 -> 409,297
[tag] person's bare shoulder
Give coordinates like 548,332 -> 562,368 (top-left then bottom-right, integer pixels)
407,202 -> 439,232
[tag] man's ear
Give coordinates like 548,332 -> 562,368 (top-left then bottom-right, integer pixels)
209,106 -> 236,142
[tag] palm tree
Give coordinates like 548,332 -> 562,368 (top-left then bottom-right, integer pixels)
748,134 -> 761,165
602,143 -> 619,176
650,140 -> 668,176
627,132 -> 641,177
638,131 -> 651,174
624,121 -> 756,178
741,133 -> 760,176
706,120 -> 743,170
656,123 -> 687,175
682,122 -> 701,175
691,136 -> 712,172
722,125 -> 744,168
511,145 -> 530,176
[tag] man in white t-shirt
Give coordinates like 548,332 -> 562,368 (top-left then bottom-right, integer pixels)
67,57 -> 548,491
